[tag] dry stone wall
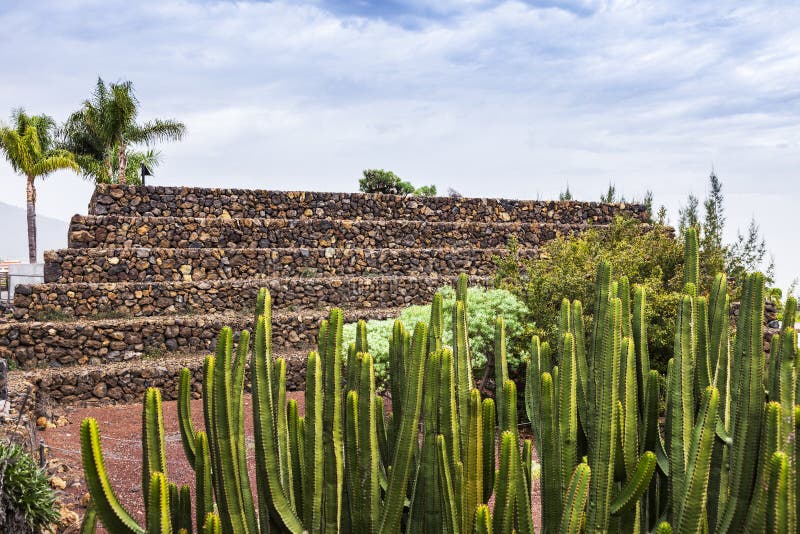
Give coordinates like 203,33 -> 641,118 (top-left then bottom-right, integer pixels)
4,184 -> 646,408
13,275 -> 489,320
68,215 -> 593,249
0,307 -> 399,369
16,353 -> 307,406
44,247 -> 530,283
89,185 -> 647,222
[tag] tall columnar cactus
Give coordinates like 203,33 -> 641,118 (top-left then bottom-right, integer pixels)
715,273 -> 767,534
82,285 -> 439,534
493,317 -> 509,430
525,233 -> 799,534
683,226 -> 700,289
80,261 -> 799,534
536,230 -> 758,534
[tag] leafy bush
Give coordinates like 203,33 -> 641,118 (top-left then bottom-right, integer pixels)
342,285 -> 528,386
0,442 -> 58,533
413,184 -> 437,197
494,216 -> 684,372
359,168 -> 436,196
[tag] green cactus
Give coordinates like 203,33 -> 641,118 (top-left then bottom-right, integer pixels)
142,388 -> 167,517
524,245 -> 769,534
389,319 -> 409,453
429,293 -> 444,354
673,386 -> 719,533
79,262 -> 799,534
410,350 -> 442,532
522,438 -> 533,496
631,286 -> 649,416
539,371 -> 561,530
344,389 -> 360,529
304,351 -> 324,533
252,313 -> 304,533
683,226 -> 699,290
781,297 -> 797,341
441,348 -> 463,475
359,354 -> 381,531
462,388 -> 483,534
494,317 -> 509,432
437,434 -> 461,534
669,295 -> 696,512
177,368 -> 196,468
194,431 -> 213,533
212,326 -> 256,533
717,273 -> 766,533
492,431 -> 516,534
454,299 -> 472,456
560,462 -> 591,534
146,472 -> 171,534
512,429 -> 535,534
287,399 -> 304,519
585,295 -> 622,533
558,332 -> 578,495
202,513 -> 221,534
474,504 -> 492,534
481,398 -> 495,503
379,321 -> 428,533
767,451 -> 790,534
81,418 -> 144,534
79,499 -> 97,534
175,485 -> 192,533
525,335 -> 544,455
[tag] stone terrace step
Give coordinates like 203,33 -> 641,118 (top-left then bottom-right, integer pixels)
9,348 -> 308,407
89,184 -> 647,223
13,275 -> 489,320
43,247 -> 534,284
0,307 -> 401,370
67,214 -> 596,250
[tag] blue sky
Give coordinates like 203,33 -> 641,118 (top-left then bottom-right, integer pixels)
0,0 -> 798,289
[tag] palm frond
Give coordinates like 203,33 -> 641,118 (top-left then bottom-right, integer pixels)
128,119 -> 186,144
0,126 -> 34,174
30,154 -> 79,178
0,128 -> 24,173
61,78 -> 185,182
73,153 -> 109,182
11,109 -> 57,151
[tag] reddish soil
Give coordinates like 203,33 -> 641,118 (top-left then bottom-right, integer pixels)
41,393 -> 542,531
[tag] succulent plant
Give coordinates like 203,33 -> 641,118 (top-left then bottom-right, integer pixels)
80,234 -> 799,533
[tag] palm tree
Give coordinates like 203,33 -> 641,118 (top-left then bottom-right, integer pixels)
61,78 -> 186,183
0,110 -> 79,263
121,148 -> 162,184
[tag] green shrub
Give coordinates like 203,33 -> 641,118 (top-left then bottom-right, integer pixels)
342,285 -> 528,386
359,168 -> 437,196
0,442 -> 59,533
494,216 -> 684,372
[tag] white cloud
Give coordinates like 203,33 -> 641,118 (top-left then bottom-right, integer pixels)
0,0 -> 798,287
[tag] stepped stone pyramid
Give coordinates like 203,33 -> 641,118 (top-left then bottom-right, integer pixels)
1,184 -> 646,408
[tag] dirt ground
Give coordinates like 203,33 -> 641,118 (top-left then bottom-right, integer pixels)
41,393 -> 542,531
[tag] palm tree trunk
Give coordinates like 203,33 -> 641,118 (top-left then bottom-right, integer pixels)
105,154 -> 114,184
118,139 -> 128,185
25,175 -> 37,264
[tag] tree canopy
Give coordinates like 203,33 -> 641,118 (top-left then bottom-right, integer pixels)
359,169 -> 437,196
0,109 -> 78,261
60,78 -> 185,184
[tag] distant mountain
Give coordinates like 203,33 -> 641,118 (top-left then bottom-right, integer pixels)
0,203 -> 68,263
